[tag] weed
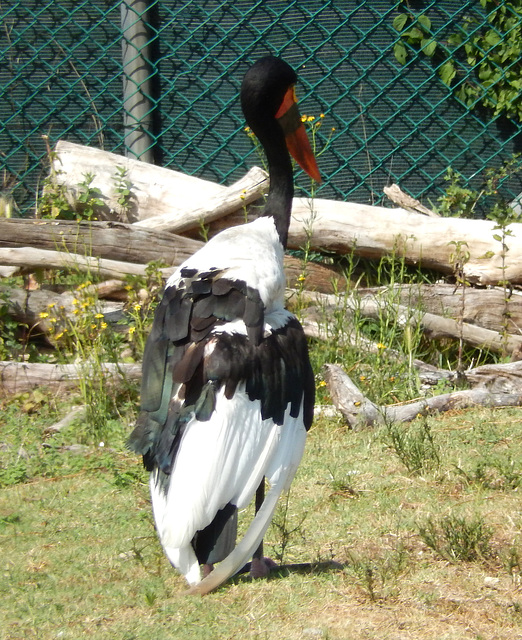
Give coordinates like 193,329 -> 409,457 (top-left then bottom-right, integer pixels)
503,545 -> 522,584
345,544 -> 409,601
436,155 -> 522,220
455,455 -> 522,490
143,587 -> 158,607
124,260 -> 165,360
75,172 -> 104,221
269,491 -> 308,564
417,513 -> 493,562
38,137 -> 74,219
448,240 -> 471,375
113,165 -> 134,221
384,417 -> 440,475
38,140 -> 104,221
326,465 -> 359,501
0,285 -> 26,361
0,513 -> 21,526
44,280 -> 135,442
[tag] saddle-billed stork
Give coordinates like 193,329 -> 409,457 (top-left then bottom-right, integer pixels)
128,55 -> 320,594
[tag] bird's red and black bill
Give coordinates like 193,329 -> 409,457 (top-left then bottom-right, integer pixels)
275,86 -> 321,184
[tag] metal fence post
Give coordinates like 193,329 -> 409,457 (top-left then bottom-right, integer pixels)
121,0 -> 154,162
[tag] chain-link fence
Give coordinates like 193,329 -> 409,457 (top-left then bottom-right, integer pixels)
1,0 -> 521,216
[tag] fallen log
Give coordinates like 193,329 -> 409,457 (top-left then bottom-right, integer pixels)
463,360 -> 522,393
133,168 -> 268,233
383,183 -> 439,217
300,289 -> 522,357
357,298 -> 522,357
51,140 -> 268,223
0,247 -> 176,280
0,241 -> 344,294
50,143 -> 522,286
288,198 -> 522,286
323,363 -> 522,428
44,406 -> 86,434
0,218 -> 203,267
1,285 -> 126,338
4,352 -> 521,399
0,266 -> 18,277
359,282 -> 522,335
1,273 -> 344,351
0,361 -> 141,395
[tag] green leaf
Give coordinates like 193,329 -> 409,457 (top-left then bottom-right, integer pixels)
448,33 -> 464,47
417,14 -> 432,32
422,39 -> 437,57
394,42 -> 408,65
406,27 -> 424,42
439,61 -> 456,86
393,13 -> 409,32
493,234 -> 502,242
478,66 -> 492,81
484,30 -> 501,48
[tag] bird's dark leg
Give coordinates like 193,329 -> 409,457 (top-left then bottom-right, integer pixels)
250,477 -> 277,578
253,479 -> 265,560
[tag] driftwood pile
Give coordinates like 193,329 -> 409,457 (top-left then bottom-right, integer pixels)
2,141 -> 522,426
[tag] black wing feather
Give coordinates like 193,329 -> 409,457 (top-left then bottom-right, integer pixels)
127,270 -> 314,476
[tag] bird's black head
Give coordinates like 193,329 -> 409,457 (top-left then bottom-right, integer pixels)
240,56 -> 320,247
240,56 -> 298,132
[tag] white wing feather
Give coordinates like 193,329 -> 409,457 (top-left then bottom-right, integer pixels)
150,385 -> 307,587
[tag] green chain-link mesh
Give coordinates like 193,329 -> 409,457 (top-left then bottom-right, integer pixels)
1,1 -> 521,216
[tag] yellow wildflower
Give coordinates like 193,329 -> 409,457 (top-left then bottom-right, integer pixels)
129,326 -> 136,335
38,311 -> 49,319
301,114 -> 307,122
100,322 -> 107,330
133,304 -> 142,312
95,313 -> 104,319
47,302 -> 56,309
318,380 -> 327,388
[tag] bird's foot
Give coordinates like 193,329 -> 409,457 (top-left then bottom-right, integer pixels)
250,556 -> 277,579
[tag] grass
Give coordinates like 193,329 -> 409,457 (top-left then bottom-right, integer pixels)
2,393 -> 522,640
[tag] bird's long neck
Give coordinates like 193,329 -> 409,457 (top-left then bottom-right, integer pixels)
259,126 -> 294,249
